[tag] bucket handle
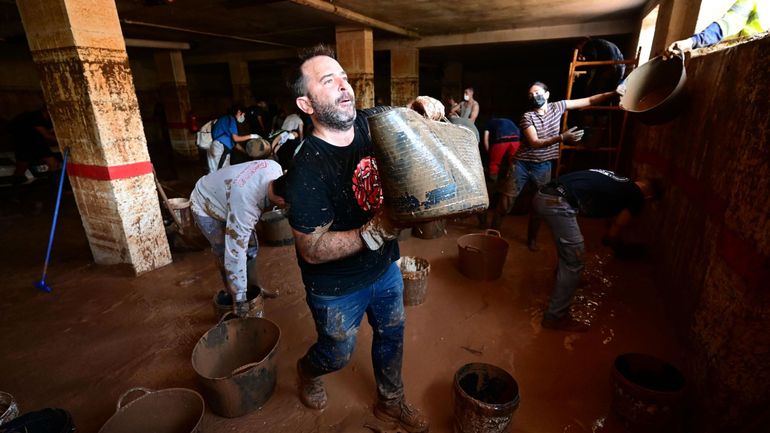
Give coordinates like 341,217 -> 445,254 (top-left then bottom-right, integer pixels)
230,361 -> 262,376
464,245 -> 483,254
117,387 -> 152,411
218,310 -> 240,324
485,229 -> 502,238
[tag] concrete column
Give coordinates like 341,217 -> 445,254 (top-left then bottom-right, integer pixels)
441,62 -> 463,103
335,26 -> 374,109
390,47 -> 419,107
17,0 -> 172,274
153,50 -> 197,159
228,59 -> 255,107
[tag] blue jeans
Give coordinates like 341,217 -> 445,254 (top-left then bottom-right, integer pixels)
532,191 -> 585,320
301,262 -> 405,401
499,159 -> 552,200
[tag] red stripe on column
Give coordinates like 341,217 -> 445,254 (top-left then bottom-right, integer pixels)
68,161 -> 154,181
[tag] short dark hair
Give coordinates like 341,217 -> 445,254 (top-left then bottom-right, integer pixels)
529,81 -> 549,93
229,104 -> 245,116
288,44 -> 337,98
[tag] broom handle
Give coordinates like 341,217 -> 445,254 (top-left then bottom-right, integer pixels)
40,148 -> 69,280
153,168 -> 185,235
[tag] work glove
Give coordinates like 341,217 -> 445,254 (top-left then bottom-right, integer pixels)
561,126 -> 584,145
664,39 -> 692,60
360,209 -> 401,250
233,300 -> 250,318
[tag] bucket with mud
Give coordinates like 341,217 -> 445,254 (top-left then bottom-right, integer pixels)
0,392 -> 19,426
0,408 -> 75,433
167,198 -> 196,234
610,353 -> 686,433
191,315 -> 281,418
212,286 -> 265,320
457,229 -> 509,281
258,208 -> 293,246
399,256 -> 430,306
368,107 -> 488,223
620,55 -> 687,125
412,219 -> 446,239
98,388 -> 203,433
454,363 -> 520,433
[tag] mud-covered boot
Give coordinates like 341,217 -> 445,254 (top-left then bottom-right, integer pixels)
297,359 -> 327,410
374,397 -> 429,433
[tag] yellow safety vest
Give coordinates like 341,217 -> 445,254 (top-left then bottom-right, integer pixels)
717,0 -> 769,40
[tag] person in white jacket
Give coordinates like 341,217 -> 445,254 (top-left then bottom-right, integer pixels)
190,159 -> 284,316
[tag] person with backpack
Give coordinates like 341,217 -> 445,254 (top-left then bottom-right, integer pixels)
208,105 -> 262,172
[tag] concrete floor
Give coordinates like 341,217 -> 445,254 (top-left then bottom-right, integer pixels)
0,178 -> 683,433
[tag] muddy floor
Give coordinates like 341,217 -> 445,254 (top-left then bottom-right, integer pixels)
0,180 -> 682,433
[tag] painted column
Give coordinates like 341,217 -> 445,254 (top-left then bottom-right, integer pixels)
228,59 -> 255,107
16,0 -> 172,274
390,46 -> 419,107
154,50 -> 197,158
441,62 -> 463,103
335,26 -> 374,109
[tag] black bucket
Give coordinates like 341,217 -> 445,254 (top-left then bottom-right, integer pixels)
620,55 -> 687,125
0,408 -> 75,433
454,363 -> 520,433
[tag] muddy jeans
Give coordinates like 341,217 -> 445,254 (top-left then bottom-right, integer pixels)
192,212 -> 258,292
301,262 -> 406,401
532,191 -> 585,320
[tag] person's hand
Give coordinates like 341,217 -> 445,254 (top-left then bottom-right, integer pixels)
615,82 -> 627,96
249,133 -> 261,139
233,300 -> 250,317
664,38 -> 693,60
561,126 -> 584,145
408,96 -> 445,121
360,208 -> 401,250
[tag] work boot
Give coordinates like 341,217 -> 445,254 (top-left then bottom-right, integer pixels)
541,314 -> 589,332
374,397 -> 429,433
297,359 -> 327,410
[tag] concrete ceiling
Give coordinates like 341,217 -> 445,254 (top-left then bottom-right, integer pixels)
1,0 -> 647,54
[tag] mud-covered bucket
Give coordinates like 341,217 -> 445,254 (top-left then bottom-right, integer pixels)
399,256 -> 430,306
98,388 -> 203,433
167,198 -> 195,233
191,315 -> 280,418
610,353 -> 686,433
212,286 -> 265,320
457,230 -> 509,281
0,392 -> 19,426
620,55 -> 687,125
368,108 -> 488,223
454,363 -> 520,433
258,208 -> 293,246
0,408 -> 75,433
412,219 -> 446,239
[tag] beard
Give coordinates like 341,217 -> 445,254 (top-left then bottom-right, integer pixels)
309,92 -> 356,131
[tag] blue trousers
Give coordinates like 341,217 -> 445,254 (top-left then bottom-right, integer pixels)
301,262 -> 405,401
532,191 -> 585,320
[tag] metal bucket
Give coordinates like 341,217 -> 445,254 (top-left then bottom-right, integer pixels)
620,55 -> 687,125
457,230 -> 509,281
368,108 -> 488,223
98,388 -> 203,433
212,286 -> 265,320
0,408 -> 75,433
0,392 -> 19,426
191,315 -> 281,418
610,353 -> 686,433
412,219 -> 446,239
454,363 -> 520,433
258,208 -> 294,246
399,256 -> 430,306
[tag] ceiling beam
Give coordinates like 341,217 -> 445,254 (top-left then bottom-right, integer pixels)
125,38 -> 190,50
288,0 -> 419,38
374,19 -> 636,50
183,49 -> 296,65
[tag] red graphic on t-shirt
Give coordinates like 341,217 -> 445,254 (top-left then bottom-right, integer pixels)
352,156 -> 384,212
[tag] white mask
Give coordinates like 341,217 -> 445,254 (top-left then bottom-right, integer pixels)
236,114 -> 245,123
463,94 -> 470,101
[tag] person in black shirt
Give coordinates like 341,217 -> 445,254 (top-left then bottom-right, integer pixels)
10,106 -> 60,184
276,45 -> 428,433
533,169 -> 661,332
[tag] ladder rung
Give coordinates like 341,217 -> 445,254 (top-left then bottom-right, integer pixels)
574,59 -> 639,67
578,105 -> 624,111
561,146 -> 618,152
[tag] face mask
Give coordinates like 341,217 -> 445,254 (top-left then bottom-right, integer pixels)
236,114 -> 245,123
463,94 -> 470,101
530,94 -> 546,108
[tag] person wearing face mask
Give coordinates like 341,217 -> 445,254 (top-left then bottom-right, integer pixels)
492,81 -> 616,250
450,87 -> 480,123
208,105 -> 263,172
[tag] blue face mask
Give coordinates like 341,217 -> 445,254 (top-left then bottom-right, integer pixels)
530,94 -> 546,108
236,114 -> 246,123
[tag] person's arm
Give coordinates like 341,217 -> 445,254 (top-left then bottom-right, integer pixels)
34,126 -> 57,144
564,91 -> 616,110
604,208 -> 633,243
293,224 -> 365,264
522,125 -> 561,149
469,102 -> 479,122
483,130 -> 490,152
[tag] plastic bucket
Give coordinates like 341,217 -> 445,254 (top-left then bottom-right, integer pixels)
0,392 -> 19,426
368,108 -> 488,223
191,315 -> 281,418
399,256 -> 430,306
167,198 -> 196,233
620,55 -> 687,125
258,208 -> 294,246
453,363 -> 520,433
98,388 -> 203,433
412,219 -> 446,239
610,353 -> 686,433
212,286 -> 265,320
0,408 -> 75,433
457,230 -> 509,281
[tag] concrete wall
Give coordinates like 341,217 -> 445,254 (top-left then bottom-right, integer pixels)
630,36 -> 770,432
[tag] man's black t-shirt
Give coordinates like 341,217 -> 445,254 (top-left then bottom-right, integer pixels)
558,169 -> 645,217
283,109 -> 399,296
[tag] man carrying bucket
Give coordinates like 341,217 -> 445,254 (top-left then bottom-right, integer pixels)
190,159 -> 284,317
533,169 -> 662,332
273,45 -> 429,433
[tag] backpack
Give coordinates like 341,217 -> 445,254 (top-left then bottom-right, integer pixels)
196,119 -> 217,150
